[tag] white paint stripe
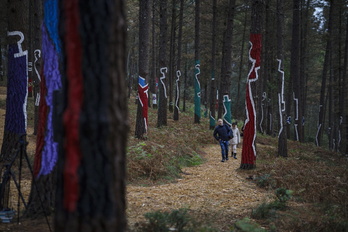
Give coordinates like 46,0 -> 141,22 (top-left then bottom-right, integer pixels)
34,49 -> 41,81
195,64 -> 201,98
222,94 -> 231,127
160,67 -> 168,98
175,70 -> 181,112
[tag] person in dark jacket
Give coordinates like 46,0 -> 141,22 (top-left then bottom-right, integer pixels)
213,118 -> 233,162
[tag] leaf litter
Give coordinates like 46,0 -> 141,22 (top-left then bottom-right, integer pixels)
126,144 -> 272,230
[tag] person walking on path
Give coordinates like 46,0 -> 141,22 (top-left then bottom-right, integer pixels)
229,122 -> 241,159
213,119 -> 233,162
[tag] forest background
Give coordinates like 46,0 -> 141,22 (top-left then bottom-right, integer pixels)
126,0 -> 347,154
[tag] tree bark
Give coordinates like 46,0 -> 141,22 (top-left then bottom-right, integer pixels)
0,0 -> 7,84
276,0 -> 288,157
209,0 -> 217,129
290,0 -> 303,142
218,0 -> 236,126
194,0 -> 201,124
55,0 -> 128,231
32,0 -> 43,135
174,0 -> 184,121
240,0 -> 263,170
236,7 -> 248,120
1,0 -> 29,162
150,0 -> 158,109
135,0 -> 151,139
342,15 -> 348,154
168,0 -> 176,113
299,0 -> 310,141
157,0 -> 168,127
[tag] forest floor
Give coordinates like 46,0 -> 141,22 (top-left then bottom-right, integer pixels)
126,144 -> 272,231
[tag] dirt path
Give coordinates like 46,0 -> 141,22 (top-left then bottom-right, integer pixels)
126,144 -> 271,231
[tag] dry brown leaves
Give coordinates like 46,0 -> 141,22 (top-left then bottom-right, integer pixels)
126,144 -> 272,231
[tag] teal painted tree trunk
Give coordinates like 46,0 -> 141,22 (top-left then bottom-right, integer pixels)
194,60 -> 201,123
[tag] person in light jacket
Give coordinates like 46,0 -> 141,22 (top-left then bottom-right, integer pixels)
229,122 -> 241,159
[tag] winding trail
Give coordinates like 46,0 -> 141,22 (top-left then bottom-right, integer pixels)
126,144 -> 271,231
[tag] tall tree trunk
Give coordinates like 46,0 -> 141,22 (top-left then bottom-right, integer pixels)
332,0 -> 344,152
194,0 -> 201,124
174,0 -> 184,121
218,0 -> 236,126
328,57 -> 334,150
209,0 -> 217,129
342,15 -> 348,155
325,0 -> 339,151
135,0 -> 151,139
236,6 -> 248,120
276,0 -> 287,157
261,0 -> 270,135
27,0 -> 61,218
150,0 -> 158,109
0,0 -> 29,162
0,0 -> 29,214
300,0 -> 310,141
316,38 -> 331,147
168,0 -> 176,113
0,0 -> 7,84
157,0 -> 168,127
55,0 -> 128,231
183,47 -> 187,113
240,0 -> 263,170
32,0 -> 43,135
290,0 -> 303,142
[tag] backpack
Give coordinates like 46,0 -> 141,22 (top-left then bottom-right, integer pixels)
225,125 -> 233,139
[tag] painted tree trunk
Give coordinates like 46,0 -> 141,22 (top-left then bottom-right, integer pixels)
276,0 -> 288,157
157,0 -> 168,127
168,0 -> 176,114
290,0 -> 303,142
135,0 -> 151,140
241,34 -> 261,169
174,0 -> 184,121
241,0 -> 263,169
31,0 -> 43,136
27,0 -> 61,218
0,0 -> 29,162
194,0 -> 201,124
194,60 -> 201,123
55,0 -> 128,231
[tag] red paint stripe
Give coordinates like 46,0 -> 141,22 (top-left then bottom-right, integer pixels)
138,84 -> 149,128
62,0 -> 83,212
241,84 -> 255,165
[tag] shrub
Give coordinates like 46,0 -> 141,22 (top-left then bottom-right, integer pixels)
234,217 -> 268,232
275,188 -> 293,203
251,188 -> 292,219
255,174 -> 276,189
135,208 -> 217,232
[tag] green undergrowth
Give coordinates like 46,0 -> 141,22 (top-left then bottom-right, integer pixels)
134,208 -> 218,232
127,100 -> 211,184
240,136 -> 348,231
